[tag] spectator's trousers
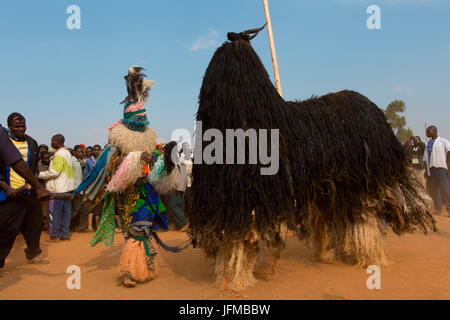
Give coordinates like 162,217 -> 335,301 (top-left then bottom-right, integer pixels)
50,199 -> 72,239
161,192 -> 187,228
0,198 -> 43,268
430,167 -> 450,212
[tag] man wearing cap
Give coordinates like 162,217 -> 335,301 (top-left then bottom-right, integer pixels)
0,113 -> 50,273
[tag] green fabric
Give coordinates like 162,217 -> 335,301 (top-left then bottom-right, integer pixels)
134,236 -> 150,257
131,194 -> 166,215
89,194 -> 116,247
122,102 -> 149,132
168,192 -> 187,227
123,109 -> 147,120
51,154 -> 74,178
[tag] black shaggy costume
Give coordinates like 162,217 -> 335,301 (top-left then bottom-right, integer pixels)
186,28 -> 437,291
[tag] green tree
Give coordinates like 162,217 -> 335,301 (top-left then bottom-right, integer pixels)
383,100 -> 413,144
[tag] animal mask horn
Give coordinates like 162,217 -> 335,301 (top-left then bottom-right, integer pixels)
227,24 -> 267,42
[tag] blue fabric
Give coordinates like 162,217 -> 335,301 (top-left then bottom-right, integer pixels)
74,146 -> 111,195
83,157 -> 96,179
427,140 -> 435,168
122,116 -> 149,132
131,183 -> 168,231
429,167 -> 450,212
50,199 -> 72,239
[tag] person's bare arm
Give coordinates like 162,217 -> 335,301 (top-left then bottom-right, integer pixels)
11,159 -> 50,200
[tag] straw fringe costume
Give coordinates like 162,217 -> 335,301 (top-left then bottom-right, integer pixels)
185,27 -> 437,291
76,67 -> 179,287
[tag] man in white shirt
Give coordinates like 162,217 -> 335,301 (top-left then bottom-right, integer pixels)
423,126 -> 450,215
39,134 -> 75,240
163,143 -> 192,231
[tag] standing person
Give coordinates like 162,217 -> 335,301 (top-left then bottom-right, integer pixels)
0,125 -> 50,199
38,152 -> 51,173
424,126 -> 450,215
92,145 -> 102,161
82,145 -> 97,229
165,142 -> 192,231
405,136 -> 426,188
84,146 -> 96,179
38,144 -> 49,157
82,146 -> 90,161
0,114 -> 50,271
38,151 -> 51,231
39,134 -> 75,240
71,145 -> 90,232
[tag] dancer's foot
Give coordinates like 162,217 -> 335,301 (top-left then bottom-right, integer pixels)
27,254 -> 50,265
146,270 -> 157,281
121,275 -> 136,288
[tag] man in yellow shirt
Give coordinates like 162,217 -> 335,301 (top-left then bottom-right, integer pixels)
0,113 -> 49,269
9,139 -> 29,190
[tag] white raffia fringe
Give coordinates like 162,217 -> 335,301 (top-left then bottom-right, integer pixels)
306,203 -> 389,268
214,239 -> 258,292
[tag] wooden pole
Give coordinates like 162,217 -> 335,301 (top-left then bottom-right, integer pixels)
263,0 -> 283,97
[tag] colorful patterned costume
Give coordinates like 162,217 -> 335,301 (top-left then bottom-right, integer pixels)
75,66 -> 179,287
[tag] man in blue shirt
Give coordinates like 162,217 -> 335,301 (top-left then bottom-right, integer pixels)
83,146 -> 96,179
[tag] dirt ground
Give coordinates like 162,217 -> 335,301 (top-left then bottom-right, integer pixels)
0,214 -> 449,300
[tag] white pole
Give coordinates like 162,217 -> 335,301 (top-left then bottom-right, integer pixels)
263,0 -> 283,97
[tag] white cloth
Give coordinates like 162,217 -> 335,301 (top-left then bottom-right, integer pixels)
39,147 -> 74,193
175,156 -> 193,192
71,156 -> 84,190
423,136 -> 450,176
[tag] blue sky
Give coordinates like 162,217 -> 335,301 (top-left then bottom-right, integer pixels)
0,0 -> 449,147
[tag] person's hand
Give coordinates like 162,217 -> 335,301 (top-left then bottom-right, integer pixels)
36,187 -> 51,200
141,152 -> 152,164
5,186 -> 20,198
424,171 -> 429,180
404,137 -> 412,147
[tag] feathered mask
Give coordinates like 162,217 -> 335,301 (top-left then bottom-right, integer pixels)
119,66 -> 155,132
